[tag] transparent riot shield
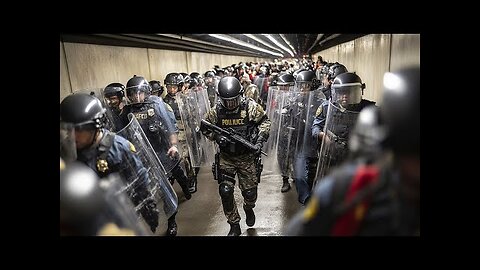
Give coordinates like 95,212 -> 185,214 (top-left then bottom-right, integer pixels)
263,85 -> 298,178
122,99 -> 181,174
60,122 -> 76,163
314,101 -> 360,185
176,87 -> 216,167
116,114 -> 178,233
254,75 -> 269,105
292,89 -> 326,186
99,173 -> 152,235
205,77 -> 218,108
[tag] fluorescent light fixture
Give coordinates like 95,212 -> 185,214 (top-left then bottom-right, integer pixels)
243,34 -> 284,54
280,34 -> 297,55
262,34 -> 295,57
209,34 -> 283,57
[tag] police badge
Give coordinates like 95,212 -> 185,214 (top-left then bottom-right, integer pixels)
240,110 -> 247,118
147,108 -> 155,116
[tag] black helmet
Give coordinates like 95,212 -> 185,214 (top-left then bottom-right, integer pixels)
272,73 -> 295,86
216,76 -> 243,110
331,72 -> 365,106
190,72 -> 201,79
295,70 -> 316,91
164,73 -> 183,86
204,70 -> 216,78
188,77 -> 199,88
60,93 -> 106,129
103,83 -> 125,99
327,62 -> 348,81
380,66 -> 420,155
180,73 -> 190,84
126,75 -> 151,98
149,80 -> 164,96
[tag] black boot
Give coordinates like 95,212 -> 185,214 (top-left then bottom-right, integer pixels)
227,223 -> 241,236
188,176 -> 197,194
281,177 -> 291,193
244,207 -> 256,227
166,216 -> 177,236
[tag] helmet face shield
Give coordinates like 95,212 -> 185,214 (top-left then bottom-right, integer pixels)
220,95 -> 241,110
126,89 -> 146,104
295,82 -> 313,92
331,85 -> 362,106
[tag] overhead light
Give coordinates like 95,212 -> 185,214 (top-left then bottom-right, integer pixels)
209,34 -> 283,57
279,34 -> 297,55
243,34 -> 284,54
262,34 -> 295,57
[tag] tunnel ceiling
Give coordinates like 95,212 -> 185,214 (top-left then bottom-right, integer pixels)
60,34 -> 367,59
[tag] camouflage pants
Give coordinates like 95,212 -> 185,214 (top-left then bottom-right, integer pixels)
218,152 -> 258,224
179,139 -> 196,180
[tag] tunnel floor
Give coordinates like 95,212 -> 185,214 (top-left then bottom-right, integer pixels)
168,163 -> 303,237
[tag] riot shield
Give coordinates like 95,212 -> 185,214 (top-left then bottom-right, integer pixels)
292,89 -> 326,188
294,89 -> 326,162
205,77 -> 218,108
122,100 -> 181,174
60,122 -> 76,163
254,75 -> 269,105
263,85 -> 298,177
99,172 -> 152,235
116,114 -> 178,233
314,101 -> 360,185
176,87 -> 216,167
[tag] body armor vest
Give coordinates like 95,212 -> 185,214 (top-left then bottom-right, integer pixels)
216,100 -> 256,155
163,94 -> 181,122
127,102 -> 168,154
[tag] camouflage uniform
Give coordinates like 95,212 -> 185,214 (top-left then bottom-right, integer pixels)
203,97 -> 271,225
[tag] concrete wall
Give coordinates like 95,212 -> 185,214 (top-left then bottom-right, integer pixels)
313,34 -> 420,105
60,42 -> 72,102
59,42 -> 271,102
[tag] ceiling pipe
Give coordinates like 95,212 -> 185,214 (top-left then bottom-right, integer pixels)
306,34 -> 324,55
317,34 -> 341,46
126,34 -> 262,56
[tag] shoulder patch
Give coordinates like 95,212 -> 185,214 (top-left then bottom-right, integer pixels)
315,105 -> 323,117
302,196 -> 319,222
129,142 -> 136,153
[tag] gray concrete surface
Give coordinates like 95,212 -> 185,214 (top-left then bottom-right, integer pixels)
170,165 -> 302,236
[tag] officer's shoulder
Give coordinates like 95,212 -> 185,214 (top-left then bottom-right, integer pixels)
361,99 -> 376,107
113,134 -> 136,153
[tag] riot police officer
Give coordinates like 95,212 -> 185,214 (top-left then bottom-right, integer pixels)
119,75 -> 192,236
319,62 -> 348,100
292,70 -> 326,205
60,93 -> 161,234
149,80 -> 165,97
103,82 -> 126,131
313,72 -> 376,179
163,72 -> 198,193
269,72 -> 296,193
204,70 -> 217,107
285,66 -> 420,236
200,76 -> 271,236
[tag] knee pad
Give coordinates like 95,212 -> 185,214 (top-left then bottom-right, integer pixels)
219,182 -> 234,199
242,187 -> 257,203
